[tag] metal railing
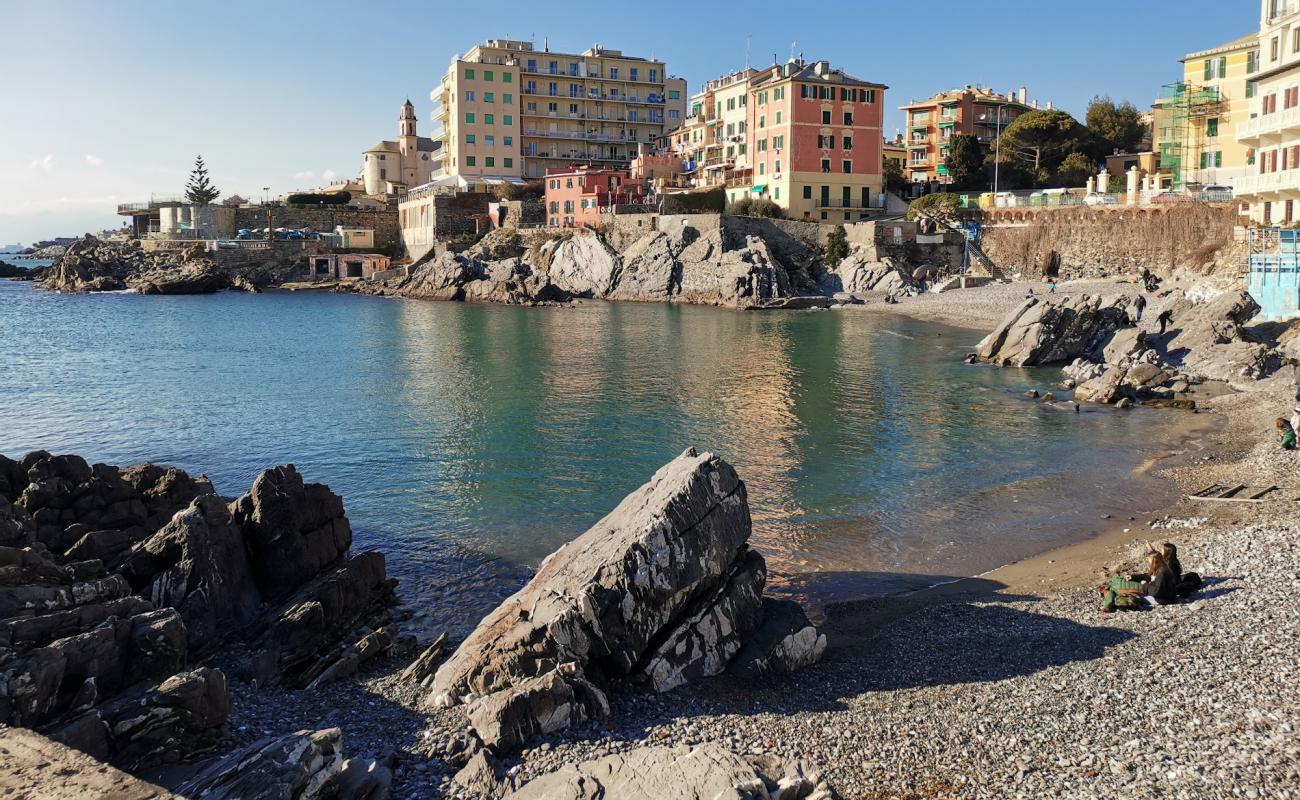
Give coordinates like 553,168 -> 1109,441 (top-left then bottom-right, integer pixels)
957,188 -> 1237,210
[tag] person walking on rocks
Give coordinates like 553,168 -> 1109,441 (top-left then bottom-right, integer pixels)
1132,294 -> 1147,324
1156,308 -> 1174,335
1277,417 -> 1297,450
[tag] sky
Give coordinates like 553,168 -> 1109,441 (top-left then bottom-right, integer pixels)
0,0 -> 1259,245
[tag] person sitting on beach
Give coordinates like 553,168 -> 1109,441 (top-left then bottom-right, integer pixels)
1277,417 -> 1296,450
1099,544 -> 1186,612
1158,542 -> 1203,598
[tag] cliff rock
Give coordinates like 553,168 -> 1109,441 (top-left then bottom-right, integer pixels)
537,229 -> 621,297
976,294 -> 1133,366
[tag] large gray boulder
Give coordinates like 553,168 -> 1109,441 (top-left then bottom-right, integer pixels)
1157,290 -> 1272,384
177,727 -> 345,799
608,232 -> 678,301
538,229 -> 622,297
676,233 -> 792,308
976,294 -> 1132,366
432,447 -> 754,705
506,744 -> 834,800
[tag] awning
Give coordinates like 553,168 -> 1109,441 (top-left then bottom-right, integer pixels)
750,185 -> 766,193
936,165 -> 950,176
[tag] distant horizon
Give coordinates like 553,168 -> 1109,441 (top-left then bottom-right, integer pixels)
0,0 -> 1257,242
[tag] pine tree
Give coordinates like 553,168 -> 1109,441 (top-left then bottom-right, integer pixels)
824,225 -> 849,267
185,156 -> 220,204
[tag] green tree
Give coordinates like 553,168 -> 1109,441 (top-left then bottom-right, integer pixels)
1085,96 -> 1147,156
905,192 -> 960,223
943,134 -> 986,189
824,225 -> 849,267
883,158 -> 906,193
726,195 -> 785,218
993,109 -> 1087,182
184,156 -> 220,205
1054,152 -> 1097,187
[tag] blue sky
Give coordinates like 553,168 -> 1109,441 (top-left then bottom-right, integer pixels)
0,0 -> 1257,244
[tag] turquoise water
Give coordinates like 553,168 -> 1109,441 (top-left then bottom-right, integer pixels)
0,282 -> 1186,635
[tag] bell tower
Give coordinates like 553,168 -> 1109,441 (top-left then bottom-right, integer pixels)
399,99 -> 417,157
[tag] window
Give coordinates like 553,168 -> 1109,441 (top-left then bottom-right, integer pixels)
466,156 -> 476,166
548,82 -> 558,96
842,159 -> 852,174
844,111 -> 854,126
465,90 -> 476,102
485,156 -> 495,167
484,92 -> 494,103
842,135 -> 853,150
1294,28 -> 1300,53
820,185 -> 829,206
861,187 -> 871,208
1273,36 -> 1280,61
504,135 -> 512,147
485,135 -> 495,147
503,93 -> 512,104
466,133 -> 476,145
484,113 -> 495,124
504,115 -> 512,126
465,112 -> 475,123
1248,50 -> 1260,73
821,158 -> 831,173
668,89 -> 681,100
1204,59 -> 1213,81
503,72 -> 512,83
774,187 -> 780,200
1247,81 -> 1258,99
774,159 -> 781,174
803,185 -> 812,199
774,87 -> 784,100
1206,117 -> 1218,137
484,70 -> 494,82
821,110 -> 832,125
1218,56 -> 1227,78
758,162 -> 765,175
759,115 -> 765,128
817,134 -> 833,148
566,179 -> 573,188
842,187 -> 851,206
757,138 -> 767,152
609,67 -> 618,79
549,201 -> 558,213
775,111 -> 781,124
379,168 -> 386,179
465,68 -> 475,80
547,102 -> 557,113
669,109 -> 680,119
773,135 -> 784,149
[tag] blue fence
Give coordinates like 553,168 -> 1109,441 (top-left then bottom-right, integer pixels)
1248,229 -> 1300,320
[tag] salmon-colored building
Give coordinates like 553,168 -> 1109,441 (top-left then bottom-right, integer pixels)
545,166 -> 646,227
738,59 -> 887,221
900,86 -> 1038,185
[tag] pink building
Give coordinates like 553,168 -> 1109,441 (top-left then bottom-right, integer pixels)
544,166 -> 646,228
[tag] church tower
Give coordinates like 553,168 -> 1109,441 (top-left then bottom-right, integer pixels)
399,99 -> 417,158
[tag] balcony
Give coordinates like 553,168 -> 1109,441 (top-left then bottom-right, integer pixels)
1236,170 -> 1300,195
1237,108 -> 1300,143
814,199 -> 884,211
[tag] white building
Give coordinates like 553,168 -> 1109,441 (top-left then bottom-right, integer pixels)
1235,0 -> 1300,223
362,100 -> 441,197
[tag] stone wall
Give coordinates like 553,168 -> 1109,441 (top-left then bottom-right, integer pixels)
232,208 -> 401,251
975,204 -> 1241,280
842,220 -> 964,270
490,199 -> 545,228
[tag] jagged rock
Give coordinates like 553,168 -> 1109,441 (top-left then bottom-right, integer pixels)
2,595 -> 152,647
432,448 -> 753,706
128,262 -> 228,295
47,667 -> 230,770
302,624 -> 396,688
0,259 -> 30,279
730,598 -> 828,679
399,631 -> 448,688
230,274 -> 261,293
0,573 -> 131,619
394,252 -> 479,300
608,232 -> 677,301
1158,290 -> 1272,385
0,728 -> 178,800
641,548 -> 767,692
257,551 -> 395,684
0,545 -> 74,586
118,494 -> 261,656
231,465 -> 352,596
538,229 -> 621,297
466,668 -> 610,752
323,756 -> 394,800
676,234 -> 792,308
176,727 -> 344,799
453,750 -> 507,797
829,252 -> 916,295
977,294 -> 1132,366
1097,327 -> 1146,365
505,744 -> 834,800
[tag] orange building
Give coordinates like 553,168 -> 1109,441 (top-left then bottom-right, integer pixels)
900,86 -> 1039,185
545,166 -> 646,227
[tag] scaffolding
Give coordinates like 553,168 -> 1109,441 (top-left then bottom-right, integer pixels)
1157,82 -> 1226,190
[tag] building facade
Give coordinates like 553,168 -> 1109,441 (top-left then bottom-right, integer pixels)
900,87 -> 1036,185
1155,33 -> 1258,191
362,100 -> 440,196
544,166 -> 645,227
741,59 -> 886,221
1236,0 -> 1300,224
433,39 -> 681,182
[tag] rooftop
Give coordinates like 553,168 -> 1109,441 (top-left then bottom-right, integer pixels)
901,86 -> 1037,110
1180,32 -> 1258,61
749,58 -> 886,90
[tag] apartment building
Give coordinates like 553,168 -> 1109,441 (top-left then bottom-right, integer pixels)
1154,33 -> 1259,191
742,59 -> 886,221
544,166 -> 645,227
900,87 -> 1036,184
1236,0 -> 1300,224
434,39 -> 680,183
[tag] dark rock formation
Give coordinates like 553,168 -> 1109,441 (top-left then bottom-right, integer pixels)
176,727 -> 344,798
432,448 -> 824,753
0,259 -> 30,279
0,450 -> 397,782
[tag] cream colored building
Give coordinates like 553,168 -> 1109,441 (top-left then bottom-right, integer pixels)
1154,33 -> 1258,191
1236,0 -> 1300,222
362,100 -> 440,196
433,39 -> 679,181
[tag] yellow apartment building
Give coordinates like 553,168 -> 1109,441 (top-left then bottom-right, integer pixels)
1155,32 -> 1259,191
434,39 -> 679,183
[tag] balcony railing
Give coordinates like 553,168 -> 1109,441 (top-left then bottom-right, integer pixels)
1237,107 -> 1300,141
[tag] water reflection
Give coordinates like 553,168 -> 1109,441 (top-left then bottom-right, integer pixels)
0,284 -> 1190,633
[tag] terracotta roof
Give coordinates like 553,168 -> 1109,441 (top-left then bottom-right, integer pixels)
750,60 -> 886,90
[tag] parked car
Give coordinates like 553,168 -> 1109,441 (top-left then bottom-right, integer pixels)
1199,185 -> 1234,202
1083,192 -> 1119,206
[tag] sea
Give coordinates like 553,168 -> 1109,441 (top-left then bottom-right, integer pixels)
0,281 -> 1193,637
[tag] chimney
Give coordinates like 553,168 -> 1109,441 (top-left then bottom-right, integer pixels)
1019,86 -> 1027,104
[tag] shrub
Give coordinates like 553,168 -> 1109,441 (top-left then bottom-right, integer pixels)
824,225 -> 849,267
666,187 -> 725,213
726,195 -> 785,219
905,192 -> 960,222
